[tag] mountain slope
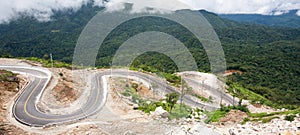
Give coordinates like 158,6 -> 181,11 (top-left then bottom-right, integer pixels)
0,4 -> 299,106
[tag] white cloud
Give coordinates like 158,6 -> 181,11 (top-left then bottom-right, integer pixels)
0,0 -> 92,23
103,0 -> 300,15
0,0 -> 299,23
104,0 -> 190,13
179,0 -> 300,15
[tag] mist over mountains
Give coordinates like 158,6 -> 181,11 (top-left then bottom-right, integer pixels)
0,0 -> 299,23
220,10 -> 300,28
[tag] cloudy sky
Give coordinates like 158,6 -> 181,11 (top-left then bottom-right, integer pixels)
0,0 -> 299,23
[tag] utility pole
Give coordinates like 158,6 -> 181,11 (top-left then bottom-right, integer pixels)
110,62 -> 112,75
202,80 -> 204,96
220,85 -> 224,108
127,64 -> 130,86
110,62 -> 112,96
180,77 -> 183,112
50,53 -> 53,68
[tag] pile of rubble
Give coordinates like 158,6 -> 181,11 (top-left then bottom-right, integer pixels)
217,114 -> 300,135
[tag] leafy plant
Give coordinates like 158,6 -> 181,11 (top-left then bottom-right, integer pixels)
284,114 -> 296,122
165,92 -> 180,112
241,117 -> 250,124
168,103 -> 192,120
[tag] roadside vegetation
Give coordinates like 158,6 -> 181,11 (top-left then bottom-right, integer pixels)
205,103 -> 300,124
158,72 -> 181,87
23,57 -> 114,70
149,68 -> 300,124
192,94 -> 212,103
130,66 -> 182,87
245,108 -> 300,123
22,57 -> 72,68
0,70 -> 18,82
121,83 -> 193,120
205,105 -> 249,123
226,80 -> 298,110
204,80 -> 300,124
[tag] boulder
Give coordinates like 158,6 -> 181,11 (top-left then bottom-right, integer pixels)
154,106 -> 168,118
133,104 -> 139,110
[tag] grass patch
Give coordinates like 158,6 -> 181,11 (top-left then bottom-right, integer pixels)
205,105 -> 249,123
251,116 -> 280,123
168,103 -> 192,120
192,94 -> 212,103
227,82 -> 274,107
157,72 -> 181,87
227,82 -> 299,110
205,109 -> 228,123
22,57 -> 72,68
121,86 -> 137,97
129,67 -> 181,87
0,70 -> 17,82
241,117 -> 250,124
249,108 -> 300,118
241,108 -> 300,124
262,116 -> 280,123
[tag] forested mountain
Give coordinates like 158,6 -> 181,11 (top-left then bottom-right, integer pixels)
0,4 -> 299,106
219,10 -> 300,28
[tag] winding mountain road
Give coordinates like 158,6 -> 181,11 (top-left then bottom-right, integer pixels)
0,65 -> 228,127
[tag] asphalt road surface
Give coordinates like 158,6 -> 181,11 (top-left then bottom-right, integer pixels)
0,66 -> 224,127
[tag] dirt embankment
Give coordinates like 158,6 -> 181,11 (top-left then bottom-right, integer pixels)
37,68 -> 88,115
111,77 -> 163,101
51,76 -> 77,104
0,73 -> 34,135
219,110 -> 248,125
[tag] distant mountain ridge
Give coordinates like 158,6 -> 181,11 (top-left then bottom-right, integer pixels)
0,4 -> 299,106
219,10 -> 300,28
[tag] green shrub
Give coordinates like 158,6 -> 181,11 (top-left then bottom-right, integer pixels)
262,116 -> 280,123
205,109 -> 228,123
159,72 -> 181,86
138,101 -> 159,113
226,82 -> 275,108
0,70 -> 17,82
284,115 -> 296,122
241,117 -> 250,124
168,103 -> 192,120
